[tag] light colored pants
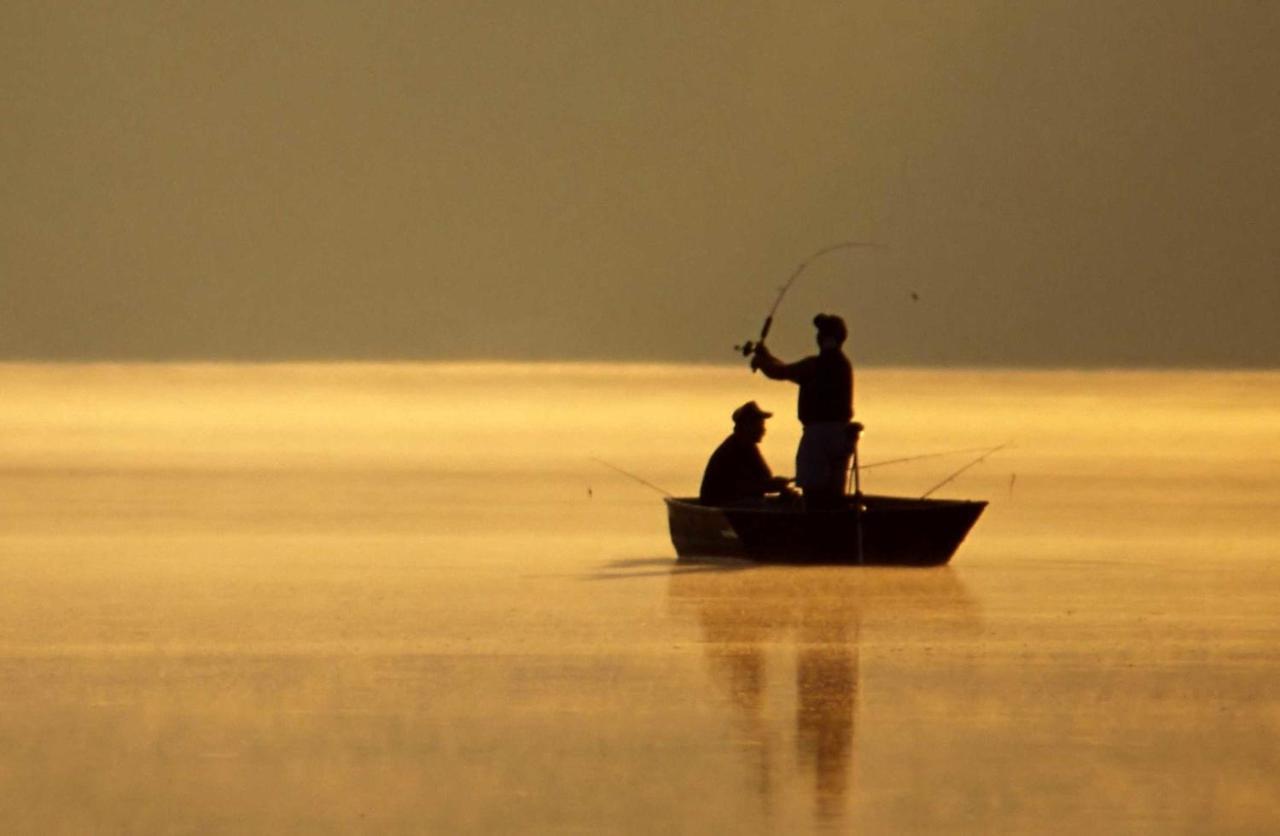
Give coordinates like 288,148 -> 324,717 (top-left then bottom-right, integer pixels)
795,421 -> 852,496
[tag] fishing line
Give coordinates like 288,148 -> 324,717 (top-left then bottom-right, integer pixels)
590,457 -> 675,498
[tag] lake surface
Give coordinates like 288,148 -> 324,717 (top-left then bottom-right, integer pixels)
1,363 -> 1278,833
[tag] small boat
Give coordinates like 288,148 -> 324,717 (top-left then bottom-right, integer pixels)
665,494 -> 987,566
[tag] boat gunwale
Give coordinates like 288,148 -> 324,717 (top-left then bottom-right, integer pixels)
664,495 -> 988,516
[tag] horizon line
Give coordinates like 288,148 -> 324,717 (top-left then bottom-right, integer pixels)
0,358 -> 1277,374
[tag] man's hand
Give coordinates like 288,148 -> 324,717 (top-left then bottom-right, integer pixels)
750,343 -> 773,372
767,475 -> 792,493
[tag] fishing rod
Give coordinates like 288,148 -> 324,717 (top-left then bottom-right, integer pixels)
590,457 -> 675,498
860,445 -> 1004,471
734,241 -> 886,363
920,443 -> 1010,499
847,442 -> 1001,493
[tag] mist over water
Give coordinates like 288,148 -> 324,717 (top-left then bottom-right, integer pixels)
1,363 -> 1278,832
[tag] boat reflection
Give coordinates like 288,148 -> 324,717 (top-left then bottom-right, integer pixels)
667,563 -> 979,827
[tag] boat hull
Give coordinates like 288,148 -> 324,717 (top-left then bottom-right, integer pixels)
665,494 -> 987,566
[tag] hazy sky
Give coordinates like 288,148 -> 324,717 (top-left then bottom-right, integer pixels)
3,2 -> 1277,365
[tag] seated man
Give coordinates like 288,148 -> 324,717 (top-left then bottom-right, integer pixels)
699,401 -> 792,505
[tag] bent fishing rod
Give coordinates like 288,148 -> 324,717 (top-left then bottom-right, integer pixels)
734,240 -> 886,362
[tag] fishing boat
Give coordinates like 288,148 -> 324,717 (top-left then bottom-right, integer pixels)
665,494 -> 987,566
650,243 -> 995,566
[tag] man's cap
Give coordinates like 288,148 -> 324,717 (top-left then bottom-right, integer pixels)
732,400 -> 772,424
813,313 -> 848,342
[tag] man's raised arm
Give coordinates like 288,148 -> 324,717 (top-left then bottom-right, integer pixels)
750,345 -> 811,382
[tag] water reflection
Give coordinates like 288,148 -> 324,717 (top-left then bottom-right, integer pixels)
668,565 -> 978,827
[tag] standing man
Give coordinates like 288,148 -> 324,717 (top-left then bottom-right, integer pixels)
699,401 -> 792,506
750,314 -> 854,507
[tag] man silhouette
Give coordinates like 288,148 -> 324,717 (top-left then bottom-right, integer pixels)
699,401 -> 792,506
751,314 -> 854,507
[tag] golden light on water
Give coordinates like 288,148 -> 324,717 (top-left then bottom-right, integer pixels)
1,363 -> 1278,831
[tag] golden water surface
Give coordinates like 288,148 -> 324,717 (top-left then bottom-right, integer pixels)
1,363 -> 1278,833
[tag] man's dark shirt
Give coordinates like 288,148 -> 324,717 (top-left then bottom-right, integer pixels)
761,348 -> 853,425
699,433 -> 773,505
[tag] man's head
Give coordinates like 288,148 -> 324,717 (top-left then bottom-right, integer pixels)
813,313 -> 848,350
731,400 -> 772,443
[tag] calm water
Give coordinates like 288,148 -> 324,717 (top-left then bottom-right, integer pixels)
1,363 -> 1278,833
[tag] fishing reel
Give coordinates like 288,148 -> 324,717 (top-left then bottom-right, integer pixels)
735,316 -> 772,371
734,338 -> 766,373
734,316 -> 772,359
